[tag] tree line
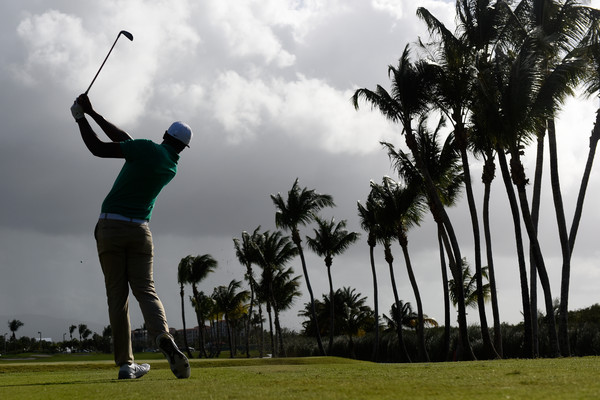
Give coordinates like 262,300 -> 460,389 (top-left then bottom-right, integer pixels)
2,319 -> 111,354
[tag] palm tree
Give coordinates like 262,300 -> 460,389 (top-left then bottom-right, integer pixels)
253,230 -> 299,357
271,266 -> 302,356
69,324 -> 76,341
306,216 -> 360,355
190,291 -> 214,358
368,182 -> 412,363
417,3 -> 500,359
573,22 -> 600,253
212,280 -> 249,358
357,194 -> 382,362
299,288 -> 374,359
353,46 -> 475,360
371,177 -> 430,362
336,287 -> 374,359
476,28 -> 563,357
271,178 -> 335,356
524,0 -> 597,356
177,255 -> 194,358
77,324 -> 89,342
449,259 -> 491,310
383,300 -> 438,332
8,319 -> 24,341
233,227 -> 261,358
189,254 -> 217,356
382,115 -> 463,360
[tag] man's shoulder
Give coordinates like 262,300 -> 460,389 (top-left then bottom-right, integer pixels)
120,138 -> 160,154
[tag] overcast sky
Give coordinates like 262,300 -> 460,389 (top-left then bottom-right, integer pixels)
2,0 -> 600,341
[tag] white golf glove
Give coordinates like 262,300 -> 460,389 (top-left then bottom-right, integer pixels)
70,101 -> 85,121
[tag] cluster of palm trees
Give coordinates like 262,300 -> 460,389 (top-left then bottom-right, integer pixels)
177,246 -> 300,359
175,0 -> 600,362
176,179 -> 364,359
352,0 -> 600,360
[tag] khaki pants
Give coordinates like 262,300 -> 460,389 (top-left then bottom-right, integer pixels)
95,219 -> 169,366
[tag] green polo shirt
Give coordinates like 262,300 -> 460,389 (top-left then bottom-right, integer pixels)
100,139 -> 179,220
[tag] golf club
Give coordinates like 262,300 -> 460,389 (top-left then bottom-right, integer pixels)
84,30 -> 134,95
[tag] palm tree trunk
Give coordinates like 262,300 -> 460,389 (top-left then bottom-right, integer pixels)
266,302 -> 275,357
225,315 -> 234,358
530,130 -> 545,357
294,234 -> 326,356
384,243 -> 411,363
456,129 -> 499,359
569,110 -> 600,253
326,263 -> 335,355
258,302 -> 265,358
482,154 -> 502,357
368,243 -> 380,362
399,236 -> 429,362
437,226 -> 452,361
404,129 -> 474,360
179,284 -> 192,359
245,265 -> 255,358
497,150 -> 534,357
274,307 -> 286,357
547,119 -> 572,356
509,151 -> 560,357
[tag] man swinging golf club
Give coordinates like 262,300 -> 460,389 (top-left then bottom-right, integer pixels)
70,93 -> 192,380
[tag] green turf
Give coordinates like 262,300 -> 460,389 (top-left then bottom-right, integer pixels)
1,356 -> 599,399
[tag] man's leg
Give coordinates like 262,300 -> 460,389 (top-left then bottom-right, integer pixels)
95,220 -> 134,366
128,224 -> 190,379
126,224 -> 169,339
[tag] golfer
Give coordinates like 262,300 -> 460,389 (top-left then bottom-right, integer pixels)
70,94 -> 191,380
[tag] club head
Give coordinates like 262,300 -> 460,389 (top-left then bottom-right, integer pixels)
119,30 -> 134,41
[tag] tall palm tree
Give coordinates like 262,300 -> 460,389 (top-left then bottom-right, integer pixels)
177,255 -> 194,358
271,179 -> 335,356
474,27 -> 563,357
212,280 -> 249,358
353,46 -> 475,360
233,227 -> 261,358
382,115 -> 463,360
8,319 -> 24,341
368,182 -> 412,363
573,23 -> 600,253
306,216 -> 360,355
371,177 -> 430,362
417,3 -> 500,359
524,0 -> 597,356
357,193 -> 382,362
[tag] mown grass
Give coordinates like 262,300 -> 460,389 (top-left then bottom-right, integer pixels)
1,355 -> 599,399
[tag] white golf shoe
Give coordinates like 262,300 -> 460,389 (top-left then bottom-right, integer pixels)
118,362 -> 151,379
156,333 -> 191,379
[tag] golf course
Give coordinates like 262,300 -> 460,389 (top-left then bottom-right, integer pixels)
1,354 -> 599,399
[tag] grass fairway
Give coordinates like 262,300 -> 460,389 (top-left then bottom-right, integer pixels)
1,355 -> 600,399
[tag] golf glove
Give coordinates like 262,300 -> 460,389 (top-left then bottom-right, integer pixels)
70,101 -> 85,121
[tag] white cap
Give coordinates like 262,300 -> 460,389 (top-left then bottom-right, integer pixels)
166,121 -> 193,147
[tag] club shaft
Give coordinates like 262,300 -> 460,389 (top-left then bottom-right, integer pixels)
84,34 -> 123,95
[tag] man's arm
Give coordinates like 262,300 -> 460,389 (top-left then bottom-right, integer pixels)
75,116 -> 124,158
76,94 -> 132,142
